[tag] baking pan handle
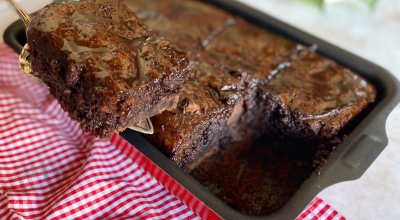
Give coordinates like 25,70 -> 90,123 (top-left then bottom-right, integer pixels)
341,134 -> 386,176
334,70 -> 398,182
298,116 -> 391,211
340,133 -> 385,178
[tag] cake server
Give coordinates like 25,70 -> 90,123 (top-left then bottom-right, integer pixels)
7,0 -> 154,135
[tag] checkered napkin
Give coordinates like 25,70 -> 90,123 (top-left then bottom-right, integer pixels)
0,43 -> 345,220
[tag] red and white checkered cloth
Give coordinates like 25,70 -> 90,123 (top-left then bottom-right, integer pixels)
0,43 -> 345,220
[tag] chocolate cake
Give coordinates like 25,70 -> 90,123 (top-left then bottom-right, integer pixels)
128,0 -> 377,215
27,0 -> 190,138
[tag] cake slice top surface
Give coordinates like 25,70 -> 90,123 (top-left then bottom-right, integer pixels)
29,0 -> 189,92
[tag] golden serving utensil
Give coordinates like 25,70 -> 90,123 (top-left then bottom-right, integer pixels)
8,0 -> 154,135
7,0 -> 31,29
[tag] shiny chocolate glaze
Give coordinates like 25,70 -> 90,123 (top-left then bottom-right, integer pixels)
32,0 -> 188,89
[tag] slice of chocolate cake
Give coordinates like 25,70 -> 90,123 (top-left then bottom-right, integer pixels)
260,48 -> 377,141
146,51 -> 249,171
27,0 -> 191,139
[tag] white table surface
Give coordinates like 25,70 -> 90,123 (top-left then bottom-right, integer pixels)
1,0 -> 399,219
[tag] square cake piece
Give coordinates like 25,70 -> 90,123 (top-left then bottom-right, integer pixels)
259,48 -> 377,142
147,51 -> 249,171
27,0 -> 191,138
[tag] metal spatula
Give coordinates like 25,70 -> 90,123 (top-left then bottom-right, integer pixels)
7,0 -> 154,135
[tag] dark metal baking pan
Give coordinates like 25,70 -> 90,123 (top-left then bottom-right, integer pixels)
4,0 -> 400,219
